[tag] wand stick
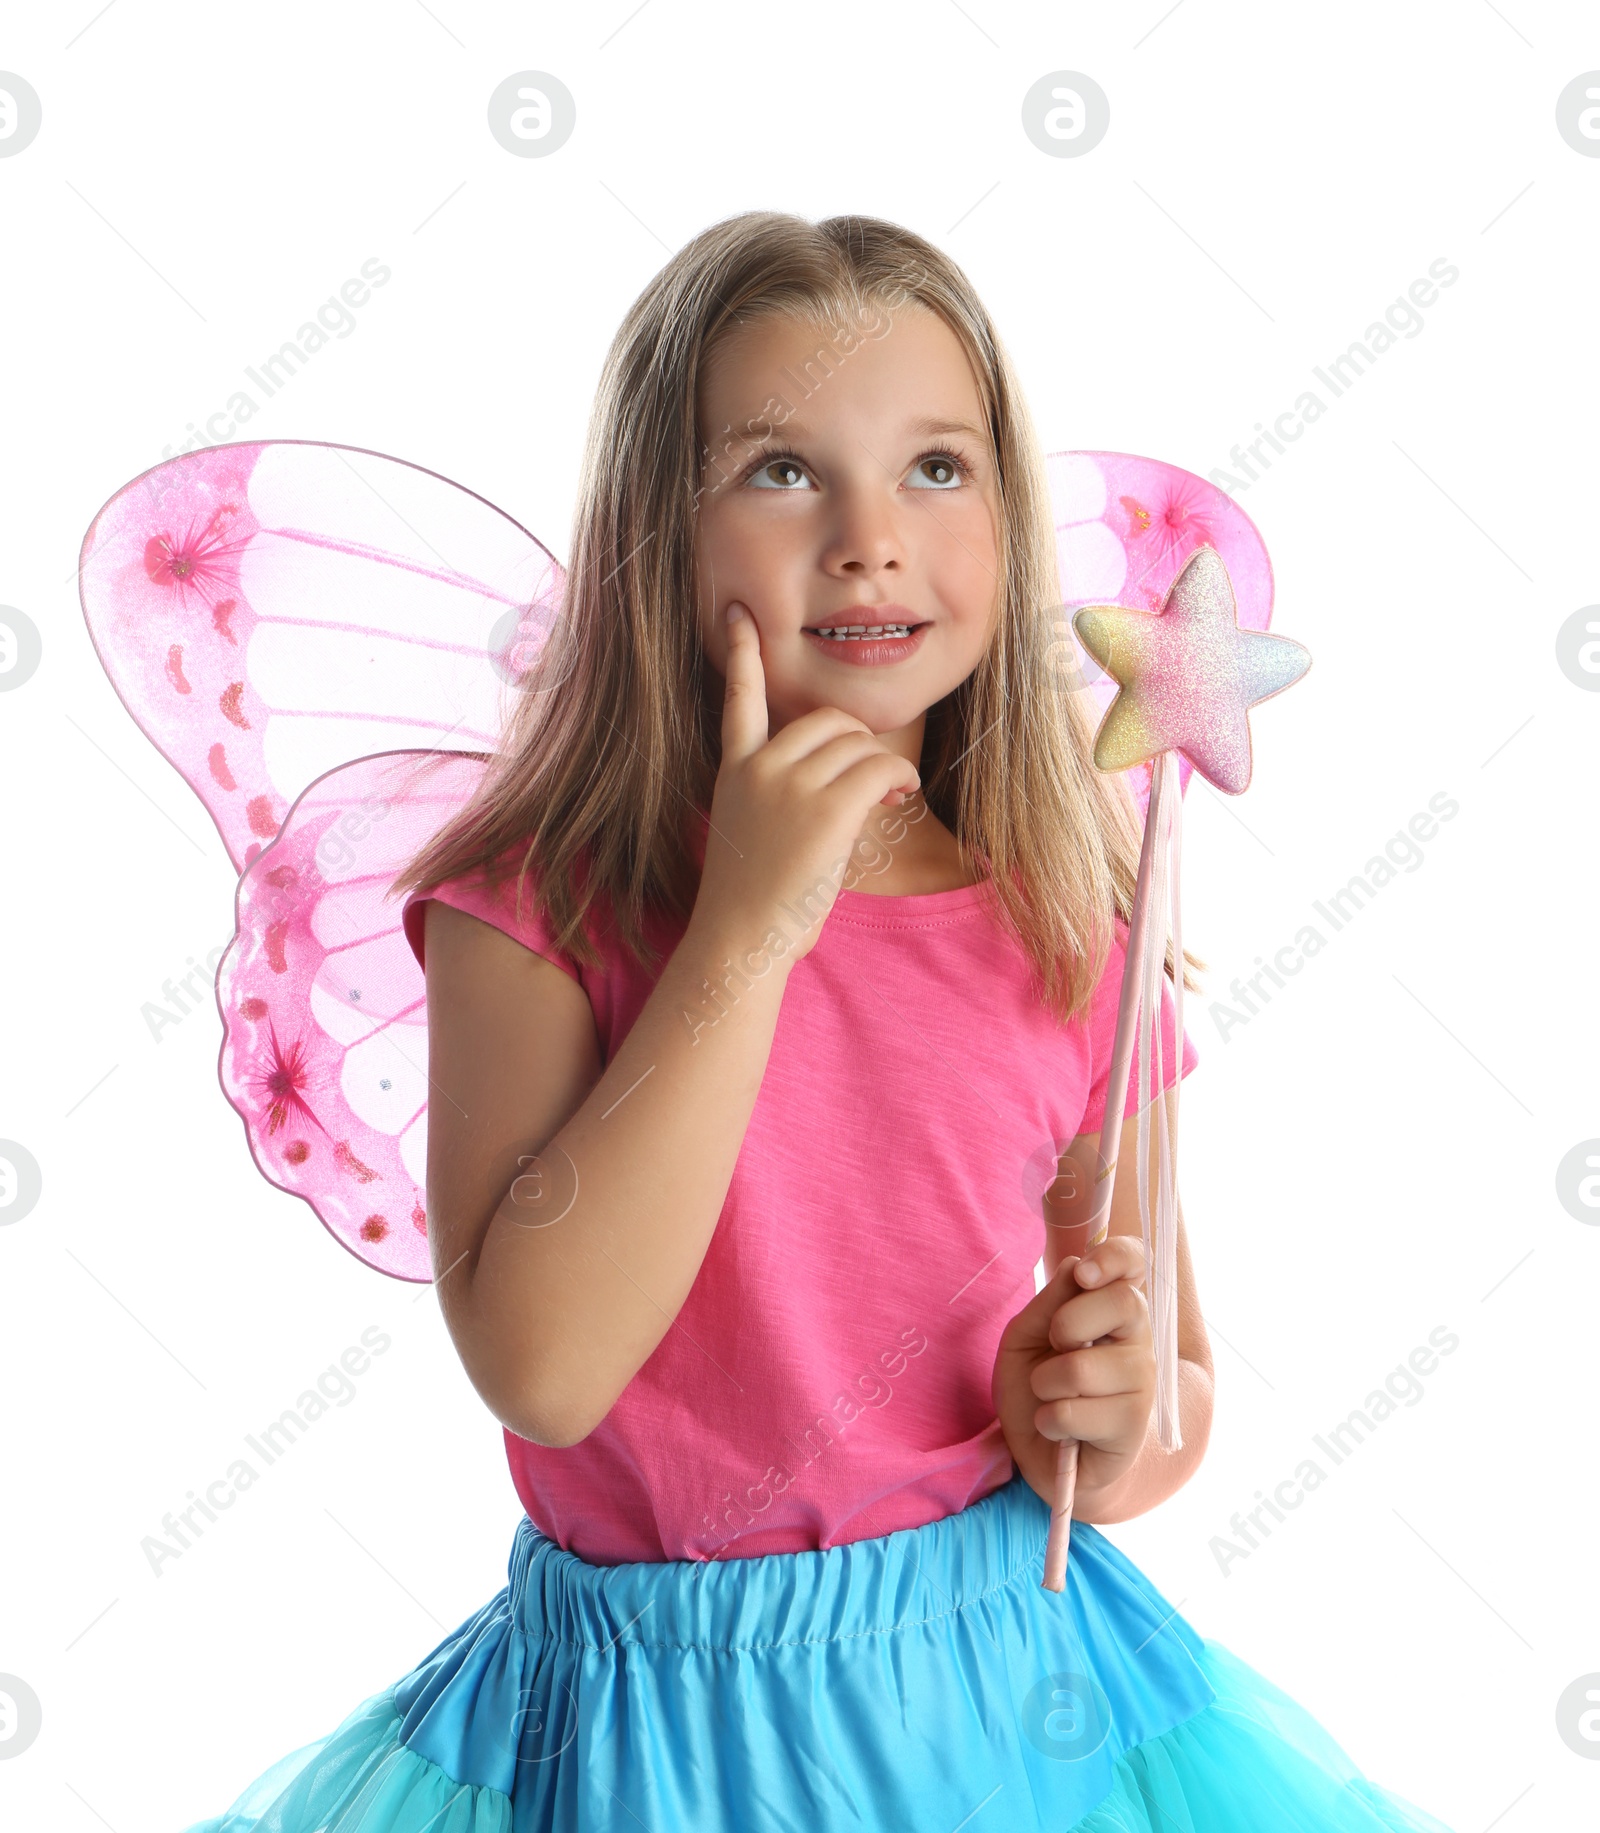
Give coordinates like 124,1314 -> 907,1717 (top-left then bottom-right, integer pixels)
1040,752 -> 1170,1594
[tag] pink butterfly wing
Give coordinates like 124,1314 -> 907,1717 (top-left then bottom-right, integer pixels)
219,748 -> 491,1282
79,440 -> 568,1280
78,439 -> 564,871
1045,450 -> 1275,814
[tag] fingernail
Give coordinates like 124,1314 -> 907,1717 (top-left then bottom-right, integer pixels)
726,602 -> 744,625
1077,1262 -> 1100,1285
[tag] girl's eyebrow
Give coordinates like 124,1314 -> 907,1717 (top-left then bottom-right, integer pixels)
903,414 -> 986,440
750,413 -> 986,441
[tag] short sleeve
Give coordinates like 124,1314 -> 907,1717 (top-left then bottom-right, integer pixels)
1076,923 -> 1199,1142
401,860 -> 583,986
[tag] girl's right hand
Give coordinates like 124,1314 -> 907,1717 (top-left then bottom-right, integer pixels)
693,600 -> 923,966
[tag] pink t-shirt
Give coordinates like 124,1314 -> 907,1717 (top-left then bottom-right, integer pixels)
401,846 -> 1196,1566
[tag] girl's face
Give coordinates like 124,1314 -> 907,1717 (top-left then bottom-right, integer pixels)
693,303 -> 1002,748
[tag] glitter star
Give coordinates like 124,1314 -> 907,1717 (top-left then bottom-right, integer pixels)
1071,544 -> 1311,795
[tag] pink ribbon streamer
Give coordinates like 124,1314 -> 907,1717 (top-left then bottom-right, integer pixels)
1041,749 -> 1185,1592
1135,750 -> 1183,1453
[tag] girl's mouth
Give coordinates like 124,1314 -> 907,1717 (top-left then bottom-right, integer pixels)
802,622 -> 930,665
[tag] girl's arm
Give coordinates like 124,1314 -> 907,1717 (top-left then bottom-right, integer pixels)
421,894 -> 796,1448
421,601 -> 922,1450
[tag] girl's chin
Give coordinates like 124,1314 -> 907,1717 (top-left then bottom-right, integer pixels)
768,689 -> 930,739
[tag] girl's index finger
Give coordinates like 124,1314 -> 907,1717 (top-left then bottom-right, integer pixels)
1073,1235 -> 1147,1290
720,600 -> 769,765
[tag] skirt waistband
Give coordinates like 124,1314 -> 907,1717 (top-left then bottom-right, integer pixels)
506,1470 -> 1053,1653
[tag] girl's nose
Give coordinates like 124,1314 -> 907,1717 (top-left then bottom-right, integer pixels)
818,477 -> 908,577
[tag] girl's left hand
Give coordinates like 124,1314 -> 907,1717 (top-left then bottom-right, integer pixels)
991,1237 -> 1156,1513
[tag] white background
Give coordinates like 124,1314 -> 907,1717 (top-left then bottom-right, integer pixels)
2,3 -> 1597,1828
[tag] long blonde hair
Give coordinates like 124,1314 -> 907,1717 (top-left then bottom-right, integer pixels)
390,209 -> 1198,1023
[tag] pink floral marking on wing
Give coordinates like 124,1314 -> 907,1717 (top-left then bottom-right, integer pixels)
335,1142 -> 379,1183
252,1023 -> 327,1138
219,681 -> 250,729
264,920 -> 289,974
246,795 -> 280,839
1115,474 -> 1227,610
142,502 -> 247,605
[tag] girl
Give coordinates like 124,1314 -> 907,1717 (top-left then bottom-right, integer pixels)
183,212 -> 1456,1830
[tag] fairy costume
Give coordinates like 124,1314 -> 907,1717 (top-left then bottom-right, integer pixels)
78,441 -> 1457,1829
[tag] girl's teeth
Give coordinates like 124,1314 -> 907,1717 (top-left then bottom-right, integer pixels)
814,625 -> 912,640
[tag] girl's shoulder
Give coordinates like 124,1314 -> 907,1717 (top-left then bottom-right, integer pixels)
400,837 -> 605,985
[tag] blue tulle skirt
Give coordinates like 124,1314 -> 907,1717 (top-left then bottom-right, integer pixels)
182,1470 -> 1456,1831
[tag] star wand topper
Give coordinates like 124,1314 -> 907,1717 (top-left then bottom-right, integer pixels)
1040,540 -> 1311,1594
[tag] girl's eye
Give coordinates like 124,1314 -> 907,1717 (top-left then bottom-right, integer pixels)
747,456 -> 812,490
741,445 -> 972,492
907,450 -> 968,489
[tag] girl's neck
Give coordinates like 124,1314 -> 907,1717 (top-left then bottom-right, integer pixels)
848,795 -> 981,896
